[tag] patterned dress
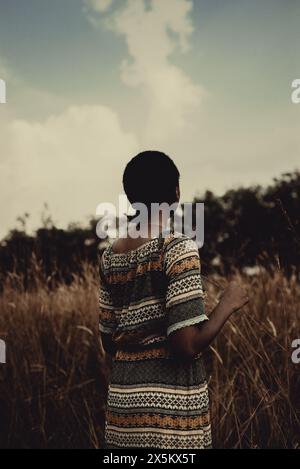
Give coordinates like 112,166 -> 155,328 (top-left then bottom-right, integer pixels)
99,233 -> 212,449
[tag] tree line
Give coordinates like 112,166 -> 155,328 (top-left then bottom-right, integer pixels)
0,171 -> 299,288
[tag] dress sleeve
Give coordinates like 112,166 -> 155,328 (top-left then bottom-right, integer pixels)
164,236 -> 209,337
99,254 -> 116,336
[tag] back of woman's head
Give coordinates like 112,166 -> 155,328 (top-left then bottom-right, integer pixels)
123,151 -> 180,208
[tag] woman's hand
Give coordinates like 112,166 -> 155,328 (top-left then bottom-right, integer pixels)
169,281 -> 249,360
219,281 -> 249,315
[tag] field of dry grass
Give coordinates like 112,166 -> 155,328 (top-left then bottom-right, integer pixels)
0,264 -> 299,448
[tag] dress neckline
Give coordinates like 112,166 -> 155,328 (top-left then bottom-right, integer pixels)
107,229 -> 177,257
109,237 -> 160,257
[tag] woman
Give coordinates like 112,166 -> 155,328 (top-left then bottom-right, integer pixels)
99,151 -> 248,449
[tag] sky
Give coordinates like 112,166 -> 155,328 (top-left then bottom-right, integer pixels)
0,0 -> 299,238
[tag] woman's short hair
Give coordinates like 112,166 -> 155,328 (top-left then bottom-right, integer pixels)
123,151 -> 180,208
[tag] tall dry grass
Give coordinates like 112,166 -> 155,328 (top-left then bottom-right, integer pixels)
0,265 -> 108,449
204,268 -> 300,448
0,264 -> 299,448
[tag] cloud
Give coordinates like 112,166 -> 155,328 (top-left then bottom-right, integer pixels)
84,0 -> 114,13
0,55 -> 11,81
2,1 -> 206,236
86,0 -> 206,143
0,105 -> 139,237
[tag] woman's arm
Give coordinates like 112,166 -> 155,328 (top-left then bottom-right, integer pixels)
169,282 -> 249,360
